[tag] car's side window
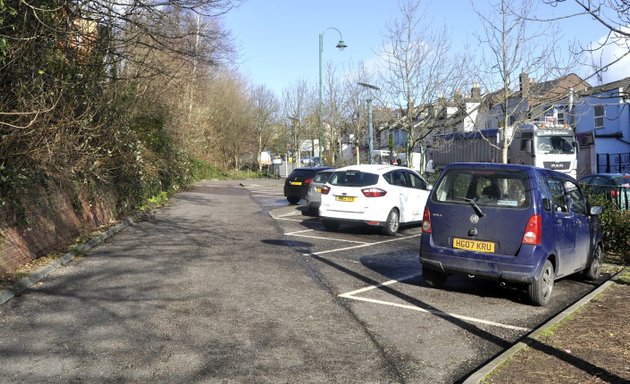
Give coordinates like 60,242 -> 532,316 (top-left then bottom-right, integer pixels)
383,172 -> 393,184
565,181 -> 587,215
391,170 -> 408,187
407,171 -> 427,190
547,178 -> 568,212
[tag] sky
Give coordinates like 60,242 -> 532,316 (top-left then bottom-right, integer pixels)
222,0 -> 629,98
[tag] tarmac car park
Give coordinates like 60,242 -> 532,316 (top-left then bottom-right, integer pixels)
243,179 -> 612,383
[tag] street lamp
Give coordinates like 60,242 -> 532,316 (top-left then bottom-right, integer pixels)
358,82 -> 380,164
319,27 -> 347,165
287,115 -> 299,165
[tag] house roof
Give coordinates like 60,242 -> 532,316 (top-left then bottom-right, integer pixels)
578,76 -> 630,97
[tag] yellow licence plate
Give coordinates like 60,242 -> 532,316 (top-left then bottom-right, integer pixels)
336,196 -> 356,202
290,181 -> 302,186
453,238 -> 495,253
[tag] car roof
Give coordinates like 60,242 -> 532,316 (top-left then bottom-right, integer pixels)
444,162 -> 574,179
579,173 -> 630,178
292,166 -> 334,171
334,164 -> 410,175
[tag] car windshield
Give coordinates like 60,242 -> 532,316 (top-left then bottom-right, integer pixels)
433,168 -> 530,208
329,170 -> 379,187
537,135 -> 575,154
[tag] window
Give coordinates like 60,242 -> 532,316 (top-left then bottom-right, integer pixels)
565,181 -> 587,215
330,171 -> 379,187
407,172 -> 427,190
547,178 -> 568,212
594,105 -> 605,129
556,110 -> 565,124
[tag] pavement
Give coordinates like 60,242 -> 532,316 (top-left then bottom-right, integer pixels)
463,266 -> 627,383
1,179 -> 626,383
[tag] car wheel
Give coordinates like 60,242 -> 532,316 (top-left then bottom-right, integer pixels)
287,196 -> 300,205
583,244 -> 603,281
322,219 -> 339,231
423,267 -> 446,288
382,208 -> 400,236
528,259 -> 554,306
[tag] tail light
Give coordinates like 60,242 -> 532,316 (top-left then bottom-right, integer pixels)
320,185 -> 331,195
422,207 -> 432,233
362,188 -> 387,197
304,178 -> 313,184
522,214 -> 541,245
610,189 -> 619,198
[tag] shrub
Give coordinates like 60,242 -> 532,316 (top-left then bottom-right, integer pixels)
590,196 -> 630,265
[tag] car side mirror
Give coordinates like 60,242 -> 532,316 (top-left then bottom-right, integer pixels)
542,197 -> 552,211
590,206 -> 603,215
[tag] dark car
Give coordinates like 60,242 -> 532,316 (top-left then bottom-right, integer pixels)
284,166 -> 334,204
305,168 -> 336,215
420,163 -> 604,306
578,173 -> 630,210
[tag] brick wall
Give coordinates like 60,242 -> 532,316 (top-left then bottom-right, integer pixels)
0,182 -> 119,275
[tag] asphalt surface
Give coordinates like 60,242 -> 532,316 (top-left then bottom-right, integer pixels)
0,178 -> 615,383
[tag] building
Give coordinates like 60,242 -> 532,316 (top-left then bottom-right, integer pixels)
573,77 -> 630,176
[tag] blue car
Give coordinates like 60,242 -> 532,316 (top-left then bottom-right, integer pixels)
419,163 -> 604,306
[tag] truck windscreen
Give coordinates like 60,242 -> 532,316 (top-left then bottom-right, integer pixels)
536,135 -> 575,154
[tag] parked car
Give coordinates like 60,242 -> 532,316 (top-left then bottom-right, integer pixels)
578,173 -> 630,210
305,168 -> 336,215
284,166 -> 334,204
419,163 -> 604,306
318,164 -> 432,235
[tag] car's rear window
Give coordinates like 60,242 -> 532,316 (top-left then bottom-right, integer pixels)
329,170 -> 379,187
313,171 -> 334,183
289,169 -> 317,179
433,168 -> 531,208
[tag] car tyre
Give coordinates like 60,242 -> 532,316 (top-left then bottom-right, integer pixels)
382,208 -> 400,236
583,244 -> 603,281
322,219 -> 339,232
423,267 -> 447,288
528,259 -> 554,306
287,196 -> 300,205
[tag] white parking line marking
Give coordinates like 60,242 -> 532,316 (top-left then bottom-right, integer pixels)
277,211 -> 303,218
286,229 -> 316,235
338,276 -> 530,332
339,274 -> 419,296
286,232 -> 368,244
302,234 -> 419,256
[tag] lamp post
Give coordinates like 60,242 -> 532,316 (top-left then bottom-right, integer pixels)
319,27 -> 347,165
358,82 -> 380,164
287,115 -> 299,165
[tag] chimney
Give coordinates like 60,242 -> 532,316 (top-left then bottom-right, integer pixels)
519,72 -> 530,95
471,82 -> 481,100
454,89 -> 463,105
438,92 -> 446,106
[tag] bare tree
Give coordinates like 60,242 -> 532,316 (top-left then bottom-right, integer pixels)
473,0 -> 581,163
0,0 -> 240,185
542,0 -> 630,84
249,85 -> 280,171
378,0 -> 465,169
344,63 -> 379,165
282,80 -> 314,163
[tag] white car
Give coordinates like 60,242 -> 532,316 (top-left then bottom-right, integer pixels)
319,164 -> 432,235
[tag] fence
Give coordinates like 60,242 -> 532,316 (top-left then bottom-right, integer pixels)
597,152 -> 630,173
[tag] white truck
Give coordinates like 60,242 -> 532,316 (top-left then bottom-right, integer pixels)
428,121 -> 578,178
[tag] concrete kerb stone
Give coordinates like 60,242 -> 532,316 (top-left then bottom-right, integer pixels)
463,266 -> 623,384
0,216 -> 137,306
